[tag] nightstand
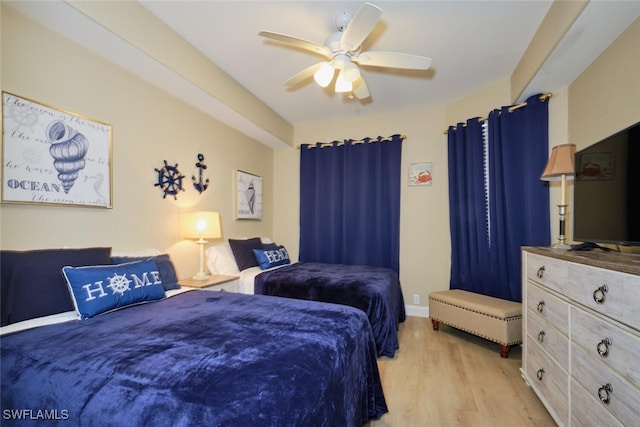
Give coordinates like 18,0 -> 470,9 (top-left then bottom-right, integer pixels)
180,275 -> 239,292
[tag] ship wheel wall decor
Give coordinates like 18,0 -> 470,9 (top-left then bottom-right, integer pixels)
154,160 -> 185,200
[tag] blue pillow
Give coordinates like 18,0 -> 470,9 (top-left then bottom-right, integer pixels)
229,237 -> 264,271
252,245 -> 291,270
0,247 -> 112,326
62,259 -> 165,319
111,254 -> 180,291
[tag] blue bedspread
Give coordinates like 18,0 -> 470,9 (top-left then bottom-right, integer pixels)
254,262 -> 406,358
1,291 -> 387,426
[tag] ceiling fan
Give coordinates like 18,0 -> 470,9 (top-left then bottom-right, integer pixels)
259,2 -> 432,100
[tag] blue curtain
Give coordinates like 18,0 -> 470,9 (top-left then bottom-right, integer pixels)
447,118 -> 493,295
299,135 -> 403,272
448,94 -> 550,301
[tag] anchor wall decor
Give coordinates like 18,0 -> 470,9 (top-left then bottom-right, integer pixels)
192,153 -> 209,194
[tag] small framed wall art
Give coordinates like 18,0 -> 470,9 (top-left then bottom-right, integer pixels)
235,170 -> 262,220
2,92 -> 112,208
409,162 -> 433,186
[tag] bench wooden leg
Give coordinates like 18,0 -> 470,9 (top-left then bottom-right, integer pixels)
431,319 -> 440,331
499,344 -> 512,358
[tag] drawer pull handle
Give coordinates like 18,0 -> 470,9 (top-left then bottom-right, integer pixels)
537,301 -> 545,313
593,284 -> 608,304
536,266 -> 545,278
537,331 -> 545,343
536,368 -> 545,381
598,383 -> 613,404
597,338 -> 612,357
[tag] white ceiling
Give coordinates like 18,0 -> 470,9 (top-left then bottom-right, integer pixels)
7,1 -> 640,145
139,0 -> 554,125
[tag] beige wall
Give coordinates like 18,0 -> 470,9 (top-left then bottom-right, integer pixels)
569,18 -> 640,151
0,6 -> 274,279
445,79 -> 511,126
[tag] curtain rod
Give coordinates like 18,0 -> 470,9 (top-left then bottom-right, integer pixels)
442,92 -> 552,135
297,134 -> 406,149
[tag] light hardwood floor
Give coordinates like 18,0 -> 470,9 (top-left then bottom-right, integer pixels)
368,316 -> 556,426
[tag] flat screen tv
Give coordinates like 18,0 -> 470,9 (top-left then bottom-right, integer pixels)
573,121 -> 640,247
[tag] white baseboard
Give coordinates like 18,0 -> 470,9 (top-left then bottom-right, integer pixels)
405,304 -> 429,318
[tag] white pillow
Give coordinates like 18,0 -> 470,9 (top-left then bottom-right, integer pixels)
206,244 -> 239,275
206,238 -> 274,275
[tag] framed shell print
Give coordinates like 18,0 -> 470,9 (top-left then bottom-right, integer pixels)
2,92 -> 112,208
235,170 -> 262,220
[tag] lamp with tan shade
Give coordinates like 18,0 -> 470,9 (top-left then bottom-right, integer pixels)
541,144 -> 576,249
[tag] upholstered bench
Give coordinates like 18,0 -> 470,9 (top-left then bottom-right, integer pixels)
429,289 -> 522,358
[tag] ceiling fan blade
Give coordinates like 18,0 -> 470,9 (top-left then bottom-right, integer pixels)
259,31 -> 332,58
352,75 -> 370,100
284,62 -> 326,88
353,51 -> 432,70
340,2 -> 382,52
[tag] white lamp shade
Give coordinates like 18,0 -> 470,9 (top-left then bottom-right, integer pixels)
342,62 -> 361,82
182,211 -> 221,240
335,71 -> 353,93
313,62 -> 335,88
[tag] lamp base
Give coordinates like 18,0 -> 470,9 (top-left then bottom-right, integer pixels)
193,238 -> 209,280
192,272 -> 210,281
554,204 -> 571,250
552,242 -> 572,250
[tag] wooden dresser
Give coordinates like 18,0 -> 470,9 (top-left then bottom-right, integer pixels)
521,247 -> 640,426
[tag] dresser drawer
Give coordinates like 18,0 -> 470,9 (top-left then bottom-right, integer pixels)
525,335 -> 568,425
565,261 -> 640,330
526,282 -> 568,334
525,252 -> 569,291
571,306 -> 640,387
571,342 -> 640,426
527,309 -> 569,370
570,378 -> 625,427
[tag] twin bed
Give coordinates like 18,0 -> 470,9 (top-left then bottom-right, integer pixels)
1,243 -> 403,426
2,290 -> 385,426
208,238 -> 406,358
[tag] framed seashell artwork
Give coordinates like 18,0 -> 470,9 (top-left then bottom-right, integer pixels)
235,170 -> 262,220
1,92 -> 112,208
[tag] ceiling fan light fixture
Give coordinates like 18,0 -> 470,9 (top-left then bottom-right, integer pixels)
313,62 -> 335,88
260,2 -> 431,100
335,71 -> 353,93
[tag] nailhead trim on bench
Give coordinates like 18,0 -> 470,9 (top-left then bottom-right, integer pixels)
430,318 -> 522,346
429,298 -> 522,322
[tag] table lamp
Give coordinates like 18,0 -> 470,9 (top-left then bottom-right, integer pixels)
182,211 -> 221,280
541,144 -> 576,249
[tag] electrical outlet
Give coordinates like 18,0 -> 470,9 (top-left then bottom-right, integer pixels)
413,294 -> 420,305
